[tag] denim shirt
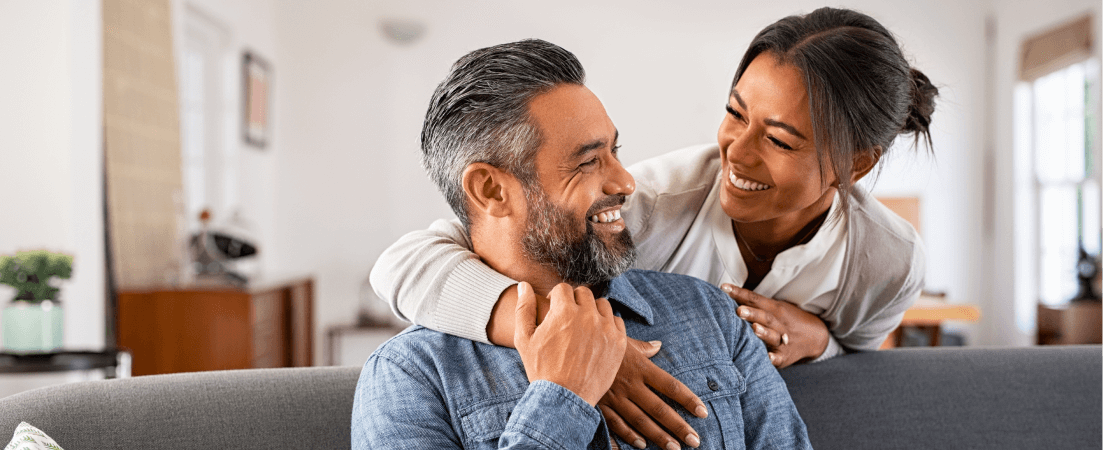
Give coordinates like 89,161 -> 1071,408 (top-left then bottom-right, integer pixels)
352,270 -> 811,449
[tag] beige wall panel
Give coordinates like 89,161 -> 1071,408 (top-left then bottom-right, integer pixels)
103,0 -> 182,289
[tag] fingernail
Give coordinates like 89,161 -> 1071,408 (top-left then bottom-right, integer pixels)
754,324 -> 764,336
633,439 -> 646,449
649,340 -> 662,347
518,282 -> 529,297
686,434 -> 700,447
721,284 -> 732,292
695,405 -> 709,418
665,442 -> 680,450
738,307 -> 749,318
768,353 -> 777,364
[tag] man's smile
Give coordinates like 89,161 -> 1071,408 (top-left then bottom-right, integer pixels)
588,208 -> 622,224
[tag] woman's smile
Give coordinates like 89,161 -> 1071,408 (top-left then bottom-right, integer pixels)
728,170 -> 772,192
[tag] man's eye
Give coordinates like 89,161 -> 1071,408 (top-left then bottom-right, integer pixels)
580,158 -> 599,168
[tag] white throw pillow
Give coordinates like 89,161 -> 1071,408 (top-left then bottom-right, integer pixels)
4,422 -> 64,450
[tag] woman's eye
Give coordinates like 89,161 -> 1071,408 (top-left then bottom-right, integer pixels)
768,136 -> 793,150
725,104 -> 745,122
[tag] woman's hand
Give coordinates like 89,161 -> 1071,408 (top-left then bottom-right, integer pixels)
598,338 -> 708,449
721,284 -> 829,368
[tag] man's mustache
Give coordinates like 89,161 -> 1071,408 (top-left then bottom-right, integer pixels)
585,195 -> 627,217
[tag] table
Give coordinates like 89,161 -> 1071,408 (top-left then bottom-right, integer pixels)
881,295 -> 981,348
0,349 -> 131,378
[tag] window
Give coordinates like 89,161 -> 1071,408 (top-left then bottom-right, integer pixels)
1031,61 -> 1100,306
180,7 -> 233,230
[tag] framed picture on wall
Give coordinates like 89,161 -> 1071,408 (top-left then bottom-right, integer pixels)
243,51 -> 271,148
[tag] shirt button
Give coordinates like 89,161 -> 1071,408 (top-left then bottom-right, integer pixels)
707,379 -> 719,391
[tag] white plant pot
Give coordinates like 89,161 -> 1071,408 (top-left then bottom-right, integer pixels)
1,300 -> 63,352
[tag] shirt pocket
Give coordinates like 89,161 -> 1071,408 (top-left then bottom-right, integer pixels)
670,361 -> 748,450
458,396 -> 522,448
672,360 -> 747,402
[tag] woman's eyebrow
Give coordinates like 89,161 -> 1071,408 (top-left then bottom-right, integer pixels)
764,118 -> 807,140
731,90 -> 748,110
732,90 -> 807,140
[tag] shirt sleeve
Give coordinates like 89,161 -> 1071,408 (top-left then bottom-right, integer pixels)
369,219 -> 517,343
499,380 -> 610,450
727,299 -> 813,449
353,353 -> 463,449
352,353 -> 610,450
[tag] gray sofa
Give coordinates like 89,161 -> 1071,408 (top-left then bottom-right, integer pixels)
1,346 -> 1099,449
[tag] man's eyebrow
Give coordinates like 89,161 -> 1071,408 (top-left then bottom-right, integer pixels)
731,89 -> 807,140
571,129 -> 619,160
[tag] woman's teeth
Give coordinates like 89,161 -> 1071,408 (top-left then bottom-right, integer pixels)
589,209 -> 622,224
729,173 -> 771,191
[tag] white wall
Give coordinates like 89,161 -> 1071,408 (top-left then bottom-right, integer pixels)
0,0 -> 103,351
0,0 -> 103,396
170,0 -> 281,277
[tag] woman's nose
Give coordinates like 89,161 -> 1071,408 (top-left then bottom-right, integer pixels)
722,128 -> 758,168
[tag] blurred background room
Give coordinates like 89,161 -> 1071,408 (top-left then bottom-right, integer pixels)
1,0 -> 1100,397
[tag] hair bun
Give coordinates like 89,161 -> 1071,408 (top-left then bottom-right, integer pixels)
904,68 -> 938,137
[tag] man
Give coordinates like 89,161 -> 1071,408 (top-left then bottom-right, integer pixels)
352,39 -> 810,450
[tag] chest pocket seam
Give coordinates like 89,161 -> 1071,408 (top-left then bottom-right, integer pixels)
666,360 -> 747,402
459,394 -> 524,444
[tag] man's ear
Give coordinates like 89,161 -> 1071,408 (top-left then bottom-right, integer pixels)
462,163 -> 519,218
850,147 -> 881,184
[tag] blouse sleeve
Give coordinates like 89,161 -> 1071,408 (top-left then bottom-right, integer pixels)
369,219 -> 516,343
827,188 -> 927,352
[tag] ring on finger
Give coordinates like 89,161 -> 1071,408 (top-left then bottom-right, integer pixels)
781,333 -> 789,346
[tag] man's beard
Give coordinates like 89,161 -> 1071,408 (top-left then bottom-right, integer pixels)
520,188 -> 637,287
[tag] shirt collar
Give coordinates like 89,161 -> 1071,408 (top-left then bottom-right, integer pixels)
605,274 -> 656,326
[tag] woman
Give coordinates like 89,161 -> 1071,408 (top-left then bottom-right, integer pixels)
372,7 -> 937,448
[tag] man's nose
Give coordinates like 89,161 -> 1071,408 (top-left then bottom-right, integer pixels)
603,158 -> 635,196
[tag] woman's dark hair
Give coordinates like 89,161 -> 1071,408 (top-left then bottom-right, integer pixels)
732,7 -> 939,217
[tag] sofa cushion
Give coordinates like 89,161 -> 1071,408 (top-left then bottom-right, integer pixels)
5,422 -> 64,450
780,346 -> 1103,450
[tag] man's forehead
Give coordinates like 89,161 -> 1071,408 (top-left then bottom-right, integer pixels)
527,84 -> 617,159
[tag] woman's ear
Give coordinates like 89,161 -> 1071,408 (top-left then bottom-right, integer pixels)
850,147 -> 882,184
462,163 -> 518,219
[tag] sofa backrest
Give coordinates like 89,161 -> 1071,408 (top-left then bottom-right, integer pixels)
0,366 -> 361,449
780,345 -> 1102,449
1,346 -> 1100,449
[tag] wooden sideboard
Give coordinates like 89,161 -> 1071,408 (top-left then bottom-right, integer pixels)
118,276 -> 313,376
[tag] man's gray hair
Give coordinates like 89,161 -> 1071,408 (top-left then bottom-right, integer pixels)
420,39 -> 586,230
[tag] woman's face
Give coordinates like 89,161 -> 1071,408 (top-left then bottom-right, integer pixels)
716,52 -> 836,227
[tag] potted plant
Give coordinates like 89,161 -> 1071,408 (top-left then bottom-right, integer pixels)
0,250 -> 72,352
